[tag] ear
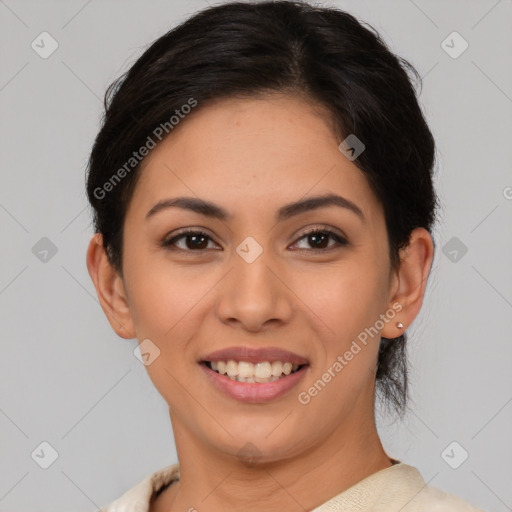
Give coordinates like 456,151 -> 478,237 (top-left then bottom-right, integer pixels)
86,233 -> 136,339
381,227 -> 435,339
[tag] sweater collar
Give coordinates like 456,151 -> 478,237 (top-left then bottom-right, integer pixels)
104,460 -> 427,512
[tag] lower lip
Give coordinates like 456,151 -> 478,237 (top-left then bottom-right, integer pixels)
200,363 -> 309,403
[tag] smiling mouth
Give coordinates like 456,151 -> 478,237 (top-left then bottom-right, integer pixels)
201,360 -> 307,383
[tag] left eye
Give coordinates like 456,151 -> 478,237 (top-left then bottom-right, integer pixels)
292,229 -> 348,251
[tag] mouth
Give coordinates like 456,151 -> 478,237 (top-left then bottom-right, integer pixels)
198,346 -> 310,402
199,359 -> 309,404
201,360 -> 307,383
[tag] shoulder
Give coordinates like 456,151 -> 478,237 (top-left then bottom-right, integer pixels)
403,483 -> 484,512
386,463 -> 483,512
99,463 -> 180,512
311,461 -> 483,512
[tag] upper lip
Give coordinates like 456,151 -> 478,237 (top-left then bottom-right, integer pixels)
200,346 -> 309,365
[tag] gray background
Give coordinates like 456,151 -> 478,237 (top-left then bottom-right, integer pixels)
1,0 -> 511,510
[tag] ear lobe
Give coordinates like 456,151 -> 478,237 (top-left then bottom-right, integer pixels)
381,227 -> 435,339
86,233 -> 136,340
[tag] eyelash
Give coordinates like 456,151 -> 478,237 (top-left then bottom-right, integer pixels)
161,227 -> 348,253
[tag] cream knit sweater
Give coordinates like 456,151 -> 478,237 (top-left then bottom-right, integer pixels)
100,461 -> 483,512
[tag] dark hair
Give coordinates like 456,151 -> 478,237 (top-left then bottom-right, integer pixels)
86,0 -> 437,415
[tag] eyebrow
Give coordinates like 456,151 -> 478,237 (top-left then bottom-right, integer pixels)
145,193 -> 365,223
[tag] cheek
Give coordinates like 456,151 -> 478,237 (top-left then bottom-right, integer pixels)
297,265 -> 385,412
122,242 -> 189,336
298,257 -> 386,334
124,263 -> 207,393
296,256 -> 390,394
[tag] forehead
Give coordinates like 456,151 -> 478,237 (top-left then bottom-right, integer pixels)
127,94 -> 383,225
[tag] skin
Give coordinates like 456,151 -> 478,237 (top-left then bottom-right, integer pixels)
87,94 -> 434,512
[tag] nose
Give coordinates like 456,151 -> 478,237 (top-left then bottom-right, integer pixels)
215,248 -> 294,332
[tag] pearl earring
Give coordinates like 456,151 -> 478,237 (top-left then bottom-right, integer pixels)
396,322 -> 404,329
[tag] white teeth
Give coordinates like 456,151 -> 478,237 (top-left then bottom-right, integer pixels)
207,359 -> 303,382
226,360 -> 239,377
238,361 -> 254,378
271,361 -> 283,376
255,362 -> 272,379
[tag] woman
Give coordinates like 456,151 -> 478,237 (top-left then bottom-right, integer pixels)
85,1 -> 482,510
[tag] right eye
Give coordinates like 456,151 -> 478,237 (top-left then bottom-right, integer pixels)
161,229 -> 221,252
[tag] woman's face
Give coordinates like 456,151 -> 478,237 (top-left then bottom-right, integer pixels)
118,94 -> 400,462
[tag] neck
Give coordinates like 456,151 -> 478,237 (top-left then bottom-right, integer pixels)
155,405 -> 392,512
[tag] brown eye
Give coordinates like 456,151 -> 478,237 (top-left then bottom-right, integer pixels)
162,230 -> 219,251
292,228 -> 348,252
